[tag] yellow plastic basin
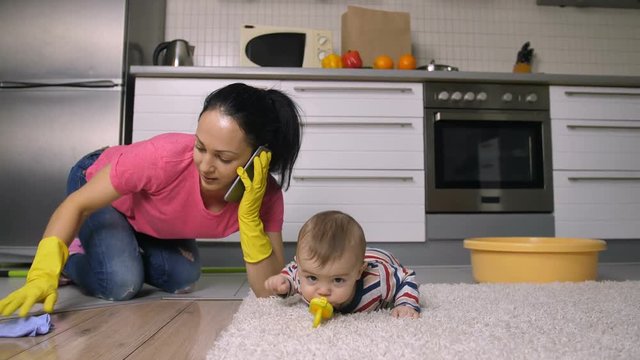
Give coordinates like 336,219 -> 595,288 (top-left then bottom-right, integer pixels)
463,237 -> 607,283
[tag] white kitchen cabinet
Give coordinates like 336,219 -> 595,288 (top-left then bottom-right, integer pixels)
131,78 -> 425,243
281,81 -> 424,171
131,78 -> 280,142
281,81 -> 425,242
550,86 -> 640,238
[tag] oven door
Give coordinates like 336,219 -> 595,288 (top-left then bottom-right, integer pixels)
426,110 -> 553,213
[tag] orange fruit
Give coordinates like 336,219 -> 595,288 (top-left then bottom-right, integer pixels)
373,55 -> 394,69
397,54 -> 417,70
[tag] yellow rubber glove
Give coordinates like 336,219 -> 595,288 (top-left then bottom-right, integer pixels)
237,150 -> 273,263
0,236 -> 69,317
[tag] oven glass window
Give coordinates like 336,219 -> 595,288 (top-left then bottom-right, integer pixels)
434,121 -> 544,188
246,33 -> 305,67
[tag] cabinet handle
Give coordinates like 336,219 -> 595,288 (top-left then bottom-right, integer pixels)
293,175 -> 414,182
303,121 -> 413,127
567,124 -> 640,130
564,91 -> 640,98
293,86 -> 414,93
568,176 -> 640,181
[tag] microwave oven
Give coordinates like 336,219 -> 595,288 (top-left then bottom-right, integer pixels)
240,24 -> 333,68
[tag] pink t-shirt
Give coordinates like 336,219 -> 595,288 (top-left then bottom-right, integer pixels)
85,133 -> 284,239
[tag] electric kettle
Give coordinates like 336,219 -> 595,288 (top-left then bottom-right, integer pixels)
153,39 -> 195,66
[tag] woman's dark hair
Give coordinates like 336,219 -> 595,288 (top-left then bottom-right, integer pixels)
199,83 -> 302,190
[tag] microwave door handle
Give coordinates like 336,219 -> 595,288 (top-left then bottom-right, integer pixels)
435,112 -> 548,122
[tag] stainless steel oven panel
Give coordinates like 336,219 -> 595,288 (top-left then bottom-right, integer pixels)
425,108 -> 554,213
426,214 -> 555,240
426,188 -> 553,212
425,83 -> 550,110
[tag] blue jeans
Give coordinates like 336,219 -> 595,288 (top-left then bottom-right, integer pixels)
62,148 -> 201,301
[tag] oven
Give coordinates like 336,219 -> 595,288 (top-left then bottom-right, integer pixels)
425,82 -> 553,214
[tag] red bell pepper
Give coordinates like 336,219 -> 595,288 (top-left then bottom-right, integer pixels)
341,50 -> 363,68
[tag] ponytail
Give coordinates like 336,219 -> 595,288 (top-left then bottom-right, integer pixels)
199,83 -> 302,190
264,89 -> 301,190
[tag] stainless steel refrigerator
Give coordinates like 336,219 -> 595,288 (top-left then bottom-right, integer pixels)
0,0 -> 165,261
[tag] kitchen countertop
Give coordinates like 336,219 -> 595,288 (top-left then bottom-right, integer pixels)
130,66 -> 640,87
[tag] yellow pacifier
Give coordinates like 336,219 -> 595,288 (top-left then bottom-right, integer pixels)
309,297 -> 333,328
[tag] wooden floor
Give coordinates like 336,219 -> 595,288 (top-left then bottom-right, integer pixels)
0,300 -> 241,360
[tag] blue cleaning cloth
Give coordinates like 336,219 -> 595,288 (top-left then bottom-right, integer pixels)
0,314 -> 52,337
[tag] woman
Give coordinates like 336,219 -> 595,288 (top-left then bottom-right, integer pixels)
0,83 -> 302,317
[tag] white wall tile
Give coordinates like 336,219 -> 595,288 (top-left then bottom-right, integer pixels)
165,0 -> 640,76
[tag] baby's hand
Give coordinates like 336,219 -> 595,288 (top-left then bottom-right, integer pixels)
264,274 -> 290,296
391,305 -> 420,319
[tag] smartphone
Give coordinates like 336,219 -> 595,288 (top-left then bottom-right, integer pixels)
224,146 -> 269,202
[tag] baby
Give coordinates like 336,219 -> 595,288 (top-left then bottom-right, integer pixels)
265,210 -> 420,318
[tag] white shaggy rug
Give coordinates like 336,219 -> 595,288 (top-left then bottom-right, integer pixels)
207,281 -> 640,360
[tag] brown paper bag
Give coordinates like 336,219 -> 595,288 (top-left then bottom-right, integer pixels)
341,6 -> 411,68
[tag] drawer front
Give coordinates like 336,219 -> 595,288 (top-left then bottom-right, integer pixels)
134,78 -> 280,96
550,86 -> 640,121
552,119 -> 640,171
195,222 -> 426,244
297,116 -> 423,170
282,81 -> 424,118
283,169 -> 425,242
554,170 -> 640,239
132,78 -> 280,140
282,221 -> 425,244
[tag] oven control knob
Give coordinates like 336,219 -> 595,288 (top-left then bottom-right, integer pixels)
525,93 -> 538,103
502,92 -> 513,102
437,91 -> 450,101
451,91 -> 463,101
318,50 -> 327,61
476,92 -> 488,101
463,92 -> 475,101
318,36 -> 328,45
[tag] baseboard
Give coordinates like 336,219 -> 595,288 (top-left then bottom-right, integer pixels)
4,239 -> 639,267
196,238 -> 640,267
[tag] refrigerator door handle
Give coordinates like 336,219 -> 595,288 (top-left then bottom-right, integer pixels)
0,80 -> 118,89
